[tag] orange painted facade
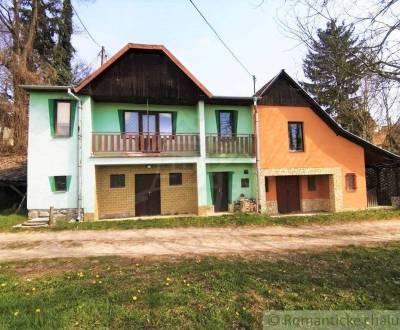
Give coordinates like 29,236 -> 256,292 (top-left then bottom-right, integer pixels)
259,105 -> 367,210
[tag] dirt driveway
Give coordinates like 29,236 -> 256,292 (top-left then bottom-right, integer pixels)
1,220 -> 400,261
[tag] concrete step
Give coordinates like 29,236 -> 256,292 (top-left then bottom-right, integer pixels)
26,218 -> 49,224
14,218 -> 49,228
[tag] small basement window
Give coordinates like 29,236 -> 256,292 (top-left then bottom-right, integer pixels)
54,176 -> 67,192
345,173 -> 357,192
241,178 -> 249,188
110,174 -> 125,188
307,176 -> 317,191
169,173 -> 182,186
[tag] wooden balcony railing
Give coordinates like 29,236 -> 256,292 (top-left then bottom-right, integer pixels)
92,133 -> 200,156
206,134 -> 255,156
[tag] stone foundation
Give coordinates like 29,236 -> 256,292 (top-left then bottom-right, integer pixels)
198,205 -> 214,216
301,199 -> 330,212
265,200 -> 278,215
392,197 -> 400,209
28,208 -> 80,221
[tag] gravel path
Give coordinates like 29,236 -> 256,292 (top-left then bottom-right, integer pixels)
1,220 -> 400,261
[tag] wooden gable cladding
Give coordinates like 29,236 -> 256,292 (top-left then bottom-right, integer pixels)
257,74 -> 310,107
78,47 -> 209,105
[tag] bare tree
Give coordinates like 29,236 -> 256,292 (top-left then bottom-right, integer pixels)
279,0 -> 400,82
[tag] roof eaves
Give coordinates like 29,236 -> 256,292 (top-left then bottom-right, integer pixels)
20,85 -> 72,91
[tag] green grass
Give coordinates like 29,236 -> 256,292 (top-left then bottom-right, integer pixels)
1,208 -> 400,232
0,212 -> 27,231
1,243 -> 400,329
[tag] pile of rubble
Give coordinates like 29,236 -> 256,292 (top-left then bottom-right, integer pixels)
233,195 -> 257,213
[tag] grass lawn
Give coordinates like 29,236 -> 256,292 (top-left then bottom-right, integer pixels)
1,243 -> 400,329
1,208 -> 400,232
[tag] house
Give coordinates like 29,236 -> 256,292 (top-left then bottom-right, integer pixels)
22,44 -> 400,221
23,44 -> 256,220
255,70 -> 400,213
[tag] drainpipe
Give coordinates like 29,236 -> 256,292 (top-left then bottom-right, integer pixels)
253,95 -> 262,213
67,88 -> 83,222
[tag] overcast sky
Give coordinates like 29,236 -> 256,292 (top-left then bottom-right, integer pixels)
72,0 -> 306,96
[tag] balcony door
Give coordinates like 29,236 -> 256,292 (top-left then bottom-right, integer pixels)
124,111 -> 173,152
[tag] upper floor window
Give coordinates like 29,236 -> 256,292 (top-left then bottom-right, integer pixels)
159,113 -> 173,134
219,111 -> 234,136
55,101 -> 71,137
345,173 -> 357,192
124,112 -> 139,133
288,122 -> 304,151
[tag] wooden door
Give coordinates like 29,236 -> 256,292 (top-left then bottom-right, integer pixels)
213,172 -> 229,212
135,174 -> 161,216
276,176 -> 300,214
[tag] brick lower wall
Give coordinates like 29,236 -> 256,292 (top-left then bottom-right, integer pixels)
96,164 -> 198,219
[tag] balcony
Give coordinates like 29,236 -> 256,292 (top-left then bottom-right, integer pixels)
92,133 -> 200,156
206,134 -> 255,157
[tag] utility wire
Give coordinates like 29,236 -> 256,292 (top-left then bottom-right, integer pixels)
188,0 -> 256,86
71,4 -> 102,48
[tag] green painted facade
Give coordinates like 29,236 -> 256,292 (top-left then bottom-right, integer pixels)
206,163 -> 256,205
92,102 -> 198,133
91,102 -> 253,135
204,105 -> 253,135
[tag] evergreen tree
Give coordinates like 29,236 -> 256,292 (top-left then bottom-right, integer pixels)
54,0 -> 74,84
302,20 -> 369,136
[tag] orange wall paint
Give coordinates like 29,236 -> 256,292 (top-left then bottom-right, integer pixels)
258,106 -> 367,209
300,175 -> 330,200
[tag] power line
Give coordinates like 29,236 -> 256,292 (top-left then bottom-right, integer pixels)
71,4 -> 101,48
188,0 -> 256,91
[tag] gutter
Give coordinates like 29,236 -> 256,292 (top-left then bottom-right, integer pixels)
67,88 -> 83,222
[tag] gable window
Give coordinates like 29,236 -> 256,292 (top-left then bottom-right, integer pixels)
219,111 -> 234,136
55,101 -> 71,137
54,176 -> 67,192
288,122 -> 304,151
169,173 -> 182,186
307,176 -> 317,191
345,173 -> 357,192
110,174 -> 125,188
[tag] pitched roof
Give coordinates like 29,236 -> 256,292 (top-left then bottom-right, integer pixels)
74,43 -> 213,97
255,70 -> 400,166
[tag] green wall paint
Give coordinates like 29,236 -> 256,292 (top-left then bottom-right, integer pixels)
204,105 -> 253,135
206,164 -> 256,205
92,102 -> 198,133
